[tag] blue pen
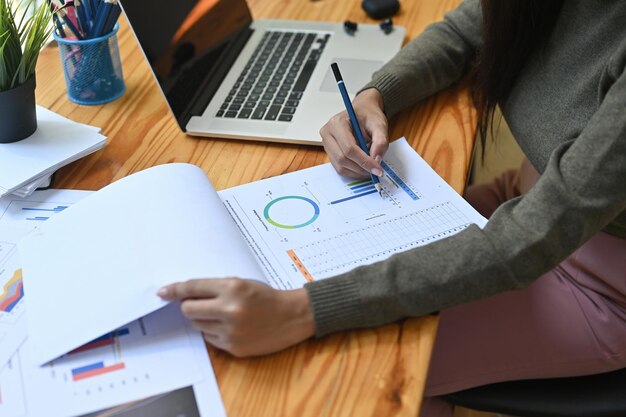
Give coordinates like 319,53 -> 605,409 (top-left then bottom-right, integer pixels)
331,62 -> 383,197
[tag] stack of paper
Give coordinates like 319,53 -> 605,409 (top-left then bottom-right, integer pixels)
0,106 -> 106,198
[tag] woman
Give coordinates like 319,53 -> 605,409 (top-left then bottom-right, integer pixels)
158,0 -> 626,415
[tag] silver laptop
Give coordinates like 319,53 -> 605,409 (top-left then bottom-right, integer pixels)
119,0 -> 404,145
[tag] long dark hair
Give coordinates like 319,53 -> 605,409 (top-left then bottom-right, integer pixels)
473,0 -> 564,149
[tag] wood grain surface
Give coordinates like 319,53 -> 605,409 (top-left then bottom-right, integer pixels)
35,1 -> 474,416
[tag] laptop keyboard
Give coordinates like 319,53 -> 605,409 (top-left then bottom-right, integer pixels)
216,30 -> 330,122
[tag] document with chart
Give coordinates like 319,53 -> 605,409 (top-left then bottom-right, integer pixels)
219,137 -> 487,289
0,190 -> 92,369
0,304 -> 225,417
19,138 -> 485,369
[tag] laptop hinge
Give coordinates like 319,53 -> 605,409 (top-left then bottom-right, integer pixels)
179,27 -> 254,131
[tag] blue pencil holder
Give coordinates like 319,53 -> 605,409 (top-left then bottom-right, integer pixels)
53,24 -> 125,105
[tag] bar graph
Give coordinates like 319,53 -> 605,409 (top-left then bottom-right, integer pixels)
71,361 -> 126,381
69,328 -> 130,354
21,205 -> 68,221
54,327 -> 131,383
0,200 -> 69,222
330,179 -> 379,205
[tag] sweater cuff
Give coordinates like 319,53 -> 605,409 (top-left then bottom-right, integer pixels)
360,72 -> 407,118
304,277 -> 364,337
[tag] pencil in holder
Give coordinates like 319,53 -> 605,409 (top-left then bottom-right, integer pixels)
53,24 -> 125,105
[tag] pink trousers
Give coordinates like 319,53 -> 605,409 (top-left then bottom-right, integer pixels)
420,160 -> 626,417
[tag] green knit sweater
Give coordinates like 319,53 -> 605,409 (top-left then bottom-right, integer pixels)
305,0 -> 626,336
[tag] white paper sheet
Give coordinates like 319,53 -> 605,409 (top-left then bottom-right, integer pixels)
218,137 -> 488,289
20,163 -> 265,366
0,106 -> 106,197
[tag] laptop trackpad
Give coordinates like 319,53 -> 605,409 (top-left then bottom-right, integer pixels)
319,58 -> 384,95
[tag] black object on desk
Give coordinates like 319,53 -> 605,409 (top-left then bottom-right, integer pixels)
362,0 -> 400,19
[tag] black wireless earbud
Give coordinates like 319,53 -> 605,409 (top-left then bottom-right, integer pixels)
380,18 -> 393,35
343,20 -> 358,36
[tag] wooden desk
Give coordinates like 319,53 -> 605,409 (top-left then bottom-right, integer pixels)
35,1 -> 475,416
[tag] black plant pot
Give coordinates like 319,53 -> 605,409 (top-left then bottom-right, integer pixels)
0,77 -> 37,143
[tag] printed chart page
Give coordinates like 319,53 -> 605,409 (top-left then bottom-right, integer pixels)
0,304 -> 226,417
0,190 -> 93,369
219,138 -> 487,289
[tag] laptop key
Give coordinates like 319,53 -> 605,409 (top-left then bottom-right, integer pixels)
293,59 -> 317,92
282,107 -> 296,115
251,108 -> 266,119
273,97 -> 285,105
238,108 -> 252,119
278,114 -> 293,122
286,99 -> 299,107
225,111 -> 238,118
264,105 -> 282,121
216,110 -> 224,117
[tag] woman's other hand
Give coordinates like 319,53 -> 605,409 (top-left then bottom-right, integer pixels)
158,278 -> 315,357
319,88 -> 389,178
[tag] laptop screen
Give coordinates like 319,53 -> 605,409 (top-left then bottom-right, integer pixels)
120,0 -> 253,126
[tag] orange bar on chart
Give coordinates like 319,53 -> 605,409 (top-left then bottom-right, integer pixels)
287,250 -> 313,282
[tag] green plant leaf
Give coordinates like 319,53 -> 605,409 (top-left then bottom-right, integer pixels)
0,0 -> 51,91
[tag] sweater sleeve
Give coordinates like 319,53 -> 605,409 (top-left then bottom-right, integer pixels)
361,0 -> 483,118
305,63 -> 626,337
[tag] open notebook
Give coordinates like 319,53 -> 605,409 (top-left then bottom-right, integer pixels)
19,138 -> 487,366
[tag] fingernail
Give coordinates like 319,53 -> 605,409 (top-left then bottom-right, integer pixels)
157,287 -> 168,297
371,168 -> 383,177
374,155 -> 382,163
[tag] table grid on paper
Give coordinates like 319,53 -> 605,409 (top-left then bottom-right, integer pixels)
291,202 -> 471,278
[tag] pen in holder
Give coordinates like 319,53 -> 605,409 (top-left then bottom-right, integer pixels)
53,23 -> 125,105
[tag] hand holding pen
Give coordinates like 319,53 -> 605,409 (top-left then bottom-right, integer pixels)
322,64 -> 389,193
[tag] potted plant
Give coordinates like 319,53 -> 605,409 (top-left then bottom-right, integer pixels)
0,0 -> 51,143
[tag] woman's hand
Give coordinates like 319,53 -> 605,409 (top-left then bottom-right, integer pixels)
320,88 -> 389,178
157,278 -> 315,357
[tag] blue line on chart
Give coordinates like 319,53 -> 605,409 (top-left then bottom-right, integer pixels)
352,185 -> 376,194
22,206 -> 68,213
330,189 -> 378,205
380,162 -> 419,200
26,217 -> 50,221
350,182 -> 374,191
